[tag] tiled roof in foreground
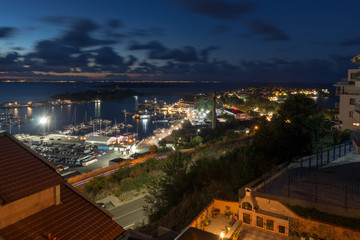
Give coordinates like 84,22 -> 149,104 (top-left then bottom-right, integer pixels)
0,183 -> 124,240
0,131 -> 124,239
0,132 -> 63,203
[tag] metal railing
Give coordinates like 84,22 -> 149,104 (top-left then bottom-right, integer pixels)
261,140 -> 360,209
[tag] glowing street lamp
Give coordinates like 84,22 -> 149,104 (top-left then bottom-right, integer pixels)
220,231 -> 224,240
39,116 -> 50,133
39,116 -> 48,125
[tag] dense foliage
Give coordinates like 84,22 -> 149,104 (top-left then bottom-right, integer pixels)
144,145 -> 270,231
83,158 -> 164,200
250,95 -> 329,162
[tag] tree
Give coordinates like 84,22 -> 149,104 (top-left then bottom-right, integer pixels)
272,94 -> 327,160
191,136 -> 203,147
158,138 -> 167,148
333,129 -> 350,144
249,95 -> 328,163
150,144 -> 158,154
145,151 -> 190,221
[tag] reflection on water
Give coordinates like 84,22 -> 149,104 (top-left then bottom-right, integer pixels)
95,100 -> 101,118
141,118 -> 149,133
0,98 -> 173,139
27,107 -> 32,116
134,96 -> 138,111
13,108 -> 18,118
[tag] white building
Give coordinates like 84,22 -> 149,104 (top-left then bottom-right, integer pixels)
85,136 -> 114,145
334,68 -> 360,130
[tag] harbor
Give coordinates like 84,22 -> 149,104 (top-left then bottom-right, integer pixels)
3,96 -> 189,177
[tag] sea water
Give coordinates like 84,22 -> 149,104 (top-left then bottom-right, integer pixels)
0,81 -> 338,137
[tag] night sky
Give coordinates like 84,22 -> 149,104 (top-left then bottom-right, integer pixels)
0,0 -> 359,83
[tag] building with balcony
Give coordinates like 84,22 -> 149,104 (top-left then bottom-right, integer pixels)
334,69 -> 360,130
0,131 -> 125,240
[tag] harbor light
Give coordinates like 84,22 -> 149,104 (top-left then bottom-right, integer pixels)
39,116 -> 48,125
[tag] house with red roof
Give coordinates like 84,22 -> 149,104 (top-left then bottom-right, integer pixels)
0,131 -> 125,240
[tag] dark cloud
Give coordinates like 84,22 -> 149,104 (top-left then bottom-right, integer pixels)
0,52 -> 28,72
340,36 -> 360,46
11,47 -> 25,51
127,55 -> 138,66
38,16 -> 75,25
200,46 -> 218,61
209,25 -> 230,34
129,40 -> 202,62
0,52 -> 19,65
127,55 -> 352,83
130,60 -> 160,74
94,47 -> 124,66
129,40 -> 166,51
29,40 -> 79,66
171,0 -> 256,19
107,19 -> 123,28
92,47 -> 138,73
0,27 -> 16,38
61,18 -> 116,47
246,19 -> 290,41
127,27 -> 165,37
152,46 -> 198,62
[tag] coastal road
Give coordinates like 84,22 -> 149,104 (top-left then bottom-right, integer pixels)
109,196 -> 148,229
136,122 -> 182,152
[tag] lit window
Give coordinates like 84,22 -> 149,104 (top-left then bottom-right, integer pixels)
353,123 -> 360,126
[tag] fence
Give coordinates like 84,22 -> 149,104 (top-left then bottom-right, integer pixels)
261,140 -> 360,209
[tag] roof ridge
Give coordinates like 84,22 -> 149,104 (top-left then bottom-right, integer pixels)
2,132 -> 61,174
63,182 -> 116,221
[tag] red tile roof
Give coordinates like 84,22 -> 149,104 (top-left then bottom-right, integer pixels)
0,183 -> 124,240
0,132 -> 63,203
0,132 -> 125,239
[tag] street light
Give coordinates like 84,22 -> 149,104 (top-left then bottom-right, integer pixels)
220,231 -> 224,240
39,116 -> 48,125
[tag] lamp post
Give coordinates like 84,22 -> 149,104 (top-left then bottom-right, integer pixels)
39,116 -> 50,133
220,231 -> 224,240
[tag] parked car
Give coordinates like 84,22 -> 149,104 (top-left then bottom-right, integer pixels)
97,202 -> 106,208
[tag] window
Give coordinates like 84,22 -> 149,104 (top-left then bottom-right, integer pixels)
349,111 -> 354,118
256,216 -> 264,228
350,98 -> 356,105
243,213 -> 251,224
266,219 -> 274,231
353,123 -> 360,127
278,225 -> 286,234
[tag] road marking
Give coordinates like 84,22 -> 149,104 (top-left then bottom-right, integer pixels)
124,223 -> 135,229
115,207 -> 143,219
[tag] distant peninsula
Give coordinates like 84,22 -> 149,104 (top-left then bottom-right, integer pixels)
51,87 -> 142,102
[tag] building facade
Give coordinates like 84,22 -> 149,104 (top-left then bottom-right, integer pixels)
334,68 -> 360,130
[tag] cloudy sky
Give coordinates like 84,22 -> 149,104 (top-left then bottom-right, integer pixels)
0,0 -> 359,83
